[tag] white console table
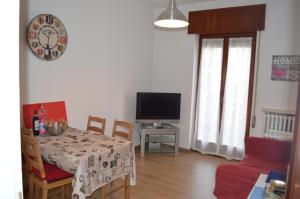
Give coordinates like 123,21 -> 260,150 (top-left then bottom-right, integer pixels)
139,123 -> 179,158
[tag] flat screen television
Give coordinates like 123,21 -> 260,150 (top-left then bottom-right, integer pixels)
136,92 -> 181,122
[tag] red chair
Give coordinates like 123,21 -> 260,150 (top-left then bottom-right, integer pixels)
21,131 -> 73,199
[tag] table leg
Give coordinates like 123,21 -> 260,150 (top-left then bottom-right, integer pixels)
175,130 -> 179,156
35,184 -> 40,199
145,135 -> 149,150
28,175 -> 34,199
41,187 -> 47,199
125,175 -> 130,199
61,186 -> 65,199
100,186 -> 105,199
141,132 -> 145,158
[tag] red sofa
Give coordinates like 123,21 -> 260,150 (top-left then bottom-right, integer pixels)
214,137 -> 291,199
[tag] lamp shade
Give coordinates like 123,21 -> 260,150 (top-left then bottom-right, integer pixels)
154,0 -> 189,28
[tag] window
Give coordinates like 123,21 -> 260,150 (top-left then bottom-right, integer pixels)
194,34 -> 256,160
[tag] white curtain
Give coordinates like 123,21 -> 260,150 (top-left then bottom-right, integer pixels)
193,37 -> 252,160
193,39 -> 224,154
218,37 -> 253,160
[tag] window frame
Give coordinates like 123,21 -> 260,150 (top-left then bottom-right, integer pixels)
196,32 -> 257,144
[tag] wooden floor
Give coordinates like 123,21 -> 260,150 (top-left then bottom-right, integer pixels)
30,149 -> 236,199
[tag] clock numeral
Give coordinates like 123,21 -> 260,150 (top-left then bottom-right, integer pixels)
32,42 -> 38,48
52,50 -> 59,57
46,15 -> 54,24
38,17 -> 44,24
58,45 -> 64,52
44,48 -> 52,60
28,31 -> 37,39
59,36 -> 67,44
33,24 -> 39,30
45,48 -> 51,55
37,49 -> 43,56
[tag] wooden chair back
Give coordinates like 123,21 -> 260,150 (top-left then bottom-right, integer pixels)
112,120 -> 133,141
21,132 -> 46,179
21,128 -> 33,172
87,115 -> 106,134
21,128 -> 33,136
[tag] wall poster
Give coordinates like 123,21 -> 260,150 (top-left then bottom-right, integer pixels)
271,55 -> 300,81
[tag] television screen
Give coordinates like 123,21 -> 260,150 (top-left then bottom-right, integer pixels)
136,92 -> 181,120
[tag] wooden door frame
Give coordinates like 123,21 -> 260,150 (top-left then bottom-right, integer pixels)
196,32 -> 257,146
286,78 -> 300,199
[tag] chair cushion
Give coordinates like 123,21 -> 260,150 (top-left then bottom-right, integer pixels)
32,161 -> 73,183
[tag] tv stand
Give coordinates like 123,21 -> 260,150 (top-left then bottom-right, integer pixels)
139,123 -> 179,158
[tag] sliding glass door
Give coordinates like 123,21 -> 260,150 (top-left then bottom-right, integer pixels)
193,35 -> 255,160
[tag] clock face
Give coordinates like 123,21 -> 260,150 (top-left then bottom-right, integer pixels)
27,14 -> 68,61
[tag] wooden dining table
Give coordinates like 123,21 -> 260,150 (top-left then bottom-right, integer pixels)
37,127 -> 136,199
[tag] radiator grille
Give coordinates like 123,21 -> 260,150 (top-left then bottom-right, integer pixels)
263,108 -> 295,140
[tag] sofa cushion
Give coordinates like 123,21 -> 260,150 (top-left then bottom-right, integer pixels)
246,137 -> 291,164
240,155 -> 288,173
214,164 -> 262,199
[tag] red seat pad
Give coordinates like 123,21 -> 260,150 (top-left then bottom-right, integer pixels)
32,161 -> 73,183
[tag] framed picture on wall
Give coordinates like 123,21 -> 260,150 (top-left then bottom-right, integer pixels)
271,55 -> 300,81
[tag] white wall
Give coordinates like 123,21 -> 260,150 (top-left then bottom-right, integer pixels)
153,0 -> 299,148
294,0 -> 300,53
152,30 -> 196,148
20,0 -> 154,145
252,0 -> 299,137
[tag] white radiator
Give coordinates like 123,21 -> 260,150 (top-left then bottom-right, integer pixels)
263,108 -> 296,141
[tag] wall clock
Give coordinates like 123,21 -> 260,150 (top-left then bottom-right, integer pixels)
27,14 -> 68,61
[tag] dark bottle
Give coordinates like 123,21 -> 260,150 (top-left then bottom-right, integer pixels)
32,110 -> 40,136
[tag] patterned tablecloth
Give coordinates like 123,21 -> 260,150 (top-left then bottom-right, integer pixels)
37,127 -> 136,199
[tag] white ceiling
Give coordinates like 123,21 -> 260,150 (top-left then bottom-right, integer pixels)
139,0 -> 214,8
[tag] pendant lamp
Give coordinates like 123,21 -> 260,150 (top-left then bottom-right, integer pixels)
154,0 -> 189,28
